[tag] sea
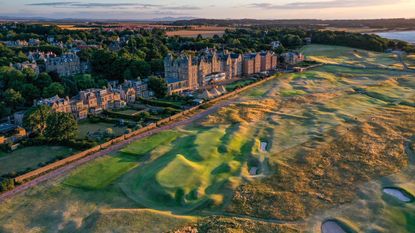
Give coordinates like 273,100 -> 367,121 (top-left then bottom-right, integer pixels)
376,31 -> 415,44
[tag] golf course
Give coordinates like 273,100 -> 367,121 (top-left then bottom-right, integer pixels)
0,45 -> 414,232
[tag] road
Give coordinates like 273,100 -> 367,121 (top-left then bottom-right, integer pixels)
0,99 -> 236,203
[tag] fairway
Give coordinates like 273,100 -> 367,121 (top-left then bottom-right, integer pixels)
63,155 -> 138,190
1,45 -> 415,232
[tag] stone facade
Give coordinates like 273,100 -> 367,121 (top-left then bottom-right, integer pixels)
45,53 -> 84,77
165,49 -> 277,94
35,80 -> 151,120
281,52 -> 305,65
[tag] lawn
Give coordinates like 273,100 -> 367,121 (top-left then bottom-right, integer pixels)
225,79 -> 255,91
0,146 -> 76,176
77,121 -> 128,139
115,109 -> 142,116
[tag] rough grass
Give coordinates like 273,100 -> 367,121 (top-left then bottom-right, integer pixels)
0,146 -> 76,176
80,209 -> 197,233
302,44 -> 404,69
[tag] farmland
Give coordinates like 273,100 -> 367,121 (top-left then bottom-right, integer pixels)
166,26 -> 228,38
0,45 -> 415,232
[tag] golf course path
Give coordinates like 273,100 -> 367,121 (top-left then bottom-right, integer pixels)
0,98 -> 237,203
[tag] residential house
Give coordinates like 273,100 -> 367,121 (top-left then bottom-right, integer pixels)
0,123 -> 27,145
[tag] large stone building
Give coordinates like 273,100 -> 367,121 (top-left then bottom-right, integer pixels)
164,49 -> 277,94
45,53 -> 88,77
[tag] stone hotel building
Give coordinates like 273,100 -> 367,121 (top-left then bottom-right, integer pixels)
164,49 -> 278,94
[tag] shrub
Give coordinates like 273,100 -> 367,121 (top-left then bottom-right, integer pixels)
0,178 -> 15,192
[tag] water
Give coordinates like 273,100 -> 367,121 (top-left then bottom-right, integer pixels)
376,31 -> 415,44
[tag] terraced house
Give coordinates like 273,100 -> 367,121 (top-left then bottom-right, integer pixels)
34,79 -> 152,120
164,49 -> 277,94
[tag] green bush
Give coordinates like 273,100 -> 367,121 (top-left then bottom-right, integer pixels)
0,178 -> 15,192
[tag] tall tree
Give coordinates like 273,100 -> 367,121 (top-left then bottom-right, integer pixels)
43,82 -> 65,98
45,112 -> 78,141
4,89 -> 24,107
23,105 -> 53,136
148,76 -> 168,98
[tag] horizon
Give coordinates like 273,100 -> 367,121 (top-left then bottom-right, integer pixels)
1,0 -> 415,20
2,16 -> 415,22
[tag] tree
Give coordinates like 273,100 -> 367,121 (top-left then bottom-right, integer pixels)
43,82 -> 65,98
74,74 -> 95,90
24,105 -> 53,136
45,112 -> 78,141
4,89 -> 24,107
35,72 -> 53,89
148,76 -> 168,98
0,102 -> 11,118
21,84 -> 41,105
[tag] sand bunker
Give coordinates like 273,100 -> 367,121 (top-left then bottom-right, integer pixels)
260,142 -> 268,152
383,188 -> 413,202
249,167 -> 258,175
321,220 -> 347,233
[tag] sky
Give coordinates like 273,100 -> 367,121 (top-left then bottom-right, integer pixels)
0,0 -> 414,20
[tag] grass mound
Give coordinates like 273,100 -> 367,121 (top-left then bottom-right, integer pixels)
157,154 -> 203,190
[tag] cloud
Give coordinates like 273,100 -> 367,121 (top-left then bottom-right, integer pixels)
250,0 -> 402,9
27,2 -> 160,8
161,6 -> 201,10
27,2 -> 79,6
70,3 -> 159,8
26,2 -> 200,10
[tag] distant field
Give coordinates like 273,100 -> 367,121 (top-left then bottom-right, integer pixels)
1,45 -> 415,232
57,24 -> 95,31
166,26 -> 228,38
0,146 -> 76,176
